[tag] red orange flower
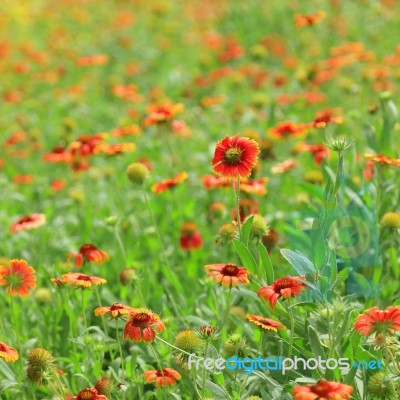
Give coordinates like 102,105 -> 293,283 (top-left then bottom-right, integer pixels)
211,135 -> 259,178
258,276 -> 307,308
294,11 -> 326,27
201,175 -> 231,189
68,244 -> 110,267
179,222 -> 203,251
0,259 -> 36,297
143,102 -> 184,126
240,177 -> 268,196
293,379 -> 353,400
10,214 -> 46,234
309,109 -> 343,128
271,159 -> 297,174
365,153 -> 400,167
60,272 -> 107,289
354,306 -> 400,336
124,308 -> 165,342
95,303 -> 135,320
246,314 -> 285,332
268,122 -> 308,140
66,388 -> 109,400
0,341 -> 19,362
143,368 -> 181,387
205,263 -> 249,287
151,172 -> 188,193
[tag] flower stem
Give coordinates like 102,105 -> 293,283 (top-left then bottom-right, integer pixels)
81,290 -> 88,333
288,301 -> 295,358
201,341 -> 210,398
156,336 -> 201,358
149,342 -> 167,400
220,287 -> 232,333
234,176 -> 242,240
116,319 -> 125,380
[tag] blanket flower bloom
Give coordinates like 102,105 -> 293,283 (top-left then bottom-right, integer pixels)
292,379 -> 353,400
10,214 -> 46,234
354,306 -> 400,336
65,388 -> 109,400
0,259 -> 36,297
211,135 -> 259,178
143,368 -> 181,387
205,263 -> 249,286
61,272 -> 107,289
258,276 -> 307,308
246,314 -> 285,332
124,308 -> 165,342
0,342 -> 18,362
68,244 -> 110,267
95,303 -> 135,320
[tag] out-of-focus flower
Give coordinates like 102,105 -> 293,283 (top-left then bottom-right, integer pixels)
202,175 -> 231,189
309,109 -> 343,128
294,11 -> 326,27
258,276 -> 307,308
268,122 -> 308,140
380,212 -> 400,228
10,214 -> 46,233
152,172 -> 187,193
240,177 -> 268,195
179,222 -> 203,251
246,314 -> 285,332
143,102 -> 184,126
215,223 -> 237,247
94,377 -> 113,397
246,214 -> 269,239
0,342 -> 18,362
0,259 -> 36,297
365,153 -> 400,167
205,263 -> 249,287
124,308 -> 165,343
126,162 -> 149,185
354,306 -> 400,336
271,159 -> 297,174
293,380 -> 353,400
68,244 -> 109,267
212,135 -> 259,178
143,368 -> 181,387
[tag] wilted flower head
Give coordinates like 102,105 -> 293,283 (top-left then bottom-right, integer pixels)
196,326 -> 219,341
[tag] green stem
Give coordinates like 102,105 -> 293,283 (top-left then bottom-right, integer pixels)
220,287 -> 232,334
288,302 -> 295,358
201,341 -> 210,399
114,224 -> 127,264
234,176 -> 242,240
116,320 -> 126,400
156,336 -> 201,358
149,343 -> 167,400
81,290 -> 88,333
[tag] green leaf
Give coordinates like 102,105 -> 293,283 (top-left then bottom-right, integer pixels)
259,242 -> 274,283
307,326 -> 326,358
241,215 -> 254,247
233,239 -> 257,273
280,249 -> 316,275
196,379 -> 231,399
311,219 -> 327,269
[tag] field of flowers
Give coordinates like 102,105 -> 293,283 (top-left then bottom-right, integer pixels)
1,0 -> 400,399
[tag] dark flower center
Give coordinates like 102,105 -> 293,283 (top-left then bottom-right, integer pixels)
77,275 -> 92,281
224,147 -> 242,165
131,312 -> 151,326
222,264 -> 239,276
